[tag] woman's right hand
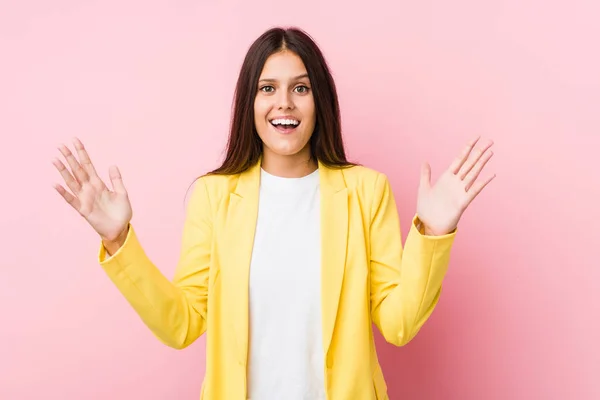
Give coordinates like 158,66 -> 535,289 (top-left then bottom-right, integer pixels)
53,138 -> 133,250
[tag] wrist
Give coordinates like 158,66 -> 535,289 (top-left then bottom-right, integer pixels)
423,225 -> 456,236
417,217 -> 454,236
102,225 -> 129,255
424,226 -> 442,236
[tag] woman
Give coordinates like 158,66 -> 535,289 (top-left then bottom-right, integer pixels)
53,27 -> 495,400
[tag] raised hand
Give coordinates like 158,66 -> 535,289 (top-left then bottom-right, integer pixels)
416,136 -> 496,236
52,138 -> 132,246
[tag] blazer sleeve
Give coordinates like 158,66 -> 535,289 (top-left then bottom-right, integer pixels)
369,172 -> 457,346
98,177 -> 213,349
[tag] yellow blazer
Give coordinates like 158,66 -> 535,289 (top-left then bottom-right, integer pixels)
98,159 -> 457,400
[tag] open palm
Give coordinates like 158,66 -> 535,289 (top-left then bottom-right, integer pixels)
52,138 -> 132,242
417,136 -> 496,236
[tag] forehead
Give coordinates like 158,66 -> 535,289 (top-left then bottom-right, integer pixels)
259,50 -> 308,79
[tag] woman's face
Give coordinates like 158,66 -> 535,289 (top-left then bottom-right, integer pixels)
254,50 -> 316,162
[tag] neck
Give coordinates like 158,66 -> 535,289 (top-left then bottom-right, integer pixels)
261,147 -> 318,178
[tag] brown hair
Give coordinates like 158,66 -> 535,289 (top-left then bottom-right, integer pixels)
205,26 -> 357,176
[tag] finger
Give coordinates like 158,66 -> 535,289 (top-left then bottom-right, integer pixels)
52,158 -> 81,194
466,173 -> 496,202
73,138 -> 100,179
449,136 -> 481,174
58,144 -> 89,184
72,138 -> 107,190
464,150 -> 494,191
109,165 -> 127,195
457,140 -> 494,180
419,162 -> 431,190
53,183 -> 82,211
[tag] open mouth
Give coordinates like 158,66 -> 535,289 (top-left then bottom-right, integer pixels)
270,118 -> 300,134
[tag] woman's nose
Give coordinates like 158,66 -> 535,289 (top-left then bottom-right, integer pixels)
276,91 -> 293,110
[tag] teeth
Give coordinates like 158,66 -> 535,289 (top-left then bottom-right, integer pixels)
271,118 -> 299,126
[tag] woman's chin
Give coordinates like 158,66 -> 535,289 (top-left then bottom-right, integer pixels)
264,141 -> 310,158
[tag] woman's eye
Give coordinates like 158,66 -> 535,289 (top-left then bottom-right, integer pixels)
260,86 -> 274,93
294,85 -> 309,93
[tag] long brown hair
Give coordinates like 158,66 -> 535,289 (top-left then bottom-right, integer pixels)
206,27 -> 357,176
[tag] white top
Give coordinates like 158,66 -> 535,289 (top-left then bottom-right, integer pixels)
246,167 -> 325,400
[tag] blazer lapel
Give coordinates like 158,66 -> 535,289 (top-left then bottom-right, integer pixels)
222,160 -> 261,366
319,161 -> 349,358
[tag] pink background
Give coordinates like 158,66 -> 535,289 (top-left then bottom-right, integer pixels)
1,1 -> 598,399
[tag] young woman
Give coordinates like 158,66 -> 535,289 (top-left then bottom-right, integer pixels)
53,27 -> 495,400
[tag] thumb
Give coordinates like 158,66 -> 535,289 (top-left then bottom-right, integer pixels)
420,162 -> 431,190
108,165 -> 127,195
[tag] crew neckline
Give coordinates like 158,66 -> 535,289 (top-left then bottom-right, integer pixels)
260,167 -> 319,192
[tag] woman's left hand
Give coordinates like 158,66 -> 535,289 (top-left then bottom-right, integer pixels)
416,136 -> 496,236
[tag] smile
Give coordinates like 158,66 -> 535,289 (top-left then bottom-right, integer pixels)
269,118 -> 300,134
270,118 -> 300,127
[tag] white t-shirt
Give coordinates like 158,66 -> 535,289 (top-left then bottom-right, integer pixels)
246,167 -> 325,400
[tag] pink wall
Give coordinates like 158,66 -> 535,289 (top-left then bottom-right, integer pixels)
1,1 -> 598,399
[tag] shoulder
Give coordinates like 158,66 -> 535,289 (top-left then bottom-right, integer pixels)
336,164 -> 390,192
334,164 -> 396,222
185,172 -> 240,210
184,172 -> 249,222
335,165 -> 396,214
192,172 -> 239,197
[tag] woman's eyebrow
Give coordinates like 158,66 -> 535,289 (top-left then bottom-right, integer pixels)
258,73 -> 309,84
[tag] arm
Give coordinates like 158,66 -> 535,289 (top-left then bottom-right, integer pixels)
369,173 -> 456,346
98,177 -> 213,349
